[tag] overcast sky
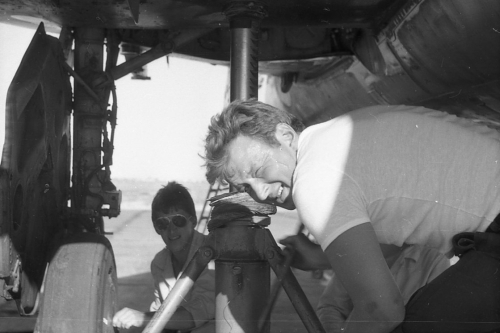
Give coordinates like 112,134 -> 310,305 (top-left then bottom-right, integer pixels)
0,23 -> 229,183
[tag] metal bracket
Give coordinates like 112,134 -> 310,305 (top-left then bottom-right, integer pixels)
223,1 -> 268,20
3,258 -> 21,299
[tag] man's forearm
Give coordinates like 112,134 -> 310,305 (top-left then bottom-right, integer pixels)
280,234 -> 331,270
306,243 -> 331,270
294,242 -> 331,270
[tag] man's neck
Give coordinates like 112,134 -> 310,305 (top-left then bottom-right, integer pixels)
171,248 -> 190,276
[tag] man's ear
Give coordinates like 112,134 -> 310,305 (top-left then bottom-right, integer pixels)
275,123 -> 297,148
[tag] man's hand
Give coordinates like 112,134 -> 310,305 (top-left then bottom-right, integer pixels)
113,307 -> 148,329
279,233 -> 330,270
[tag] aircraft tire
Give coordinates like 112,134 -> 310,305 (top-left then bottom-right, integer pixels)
35,233 -> 117,333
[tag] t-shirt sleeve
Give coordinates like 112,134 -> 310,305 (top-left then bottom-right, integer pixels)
294,165 -> 370,250
294,121 -> 371,250
149,257 -> 164,312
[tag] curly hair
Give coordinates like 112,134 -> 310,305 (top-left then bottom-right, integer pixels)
151,181 -> 196,223
203,99 -> 304,185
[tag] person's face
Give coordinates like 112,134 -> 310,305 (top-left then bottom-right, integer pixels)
154,208 -> 195,253
226,124 -> 298,210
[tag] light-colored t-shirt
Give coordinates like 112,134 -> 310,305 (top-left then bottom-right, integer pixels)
317,245 -> 450,332
150,231 -> 215,333
293,105 -> 500,254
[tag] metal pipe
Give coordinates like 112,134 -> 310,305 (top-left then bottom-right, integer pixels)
93,29 -> 210,88
142,246 -> 214,333
229,19 -> 260,101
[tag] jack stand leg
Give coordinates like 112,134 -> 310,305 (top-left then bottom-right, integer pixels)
142,245 -> 214,333
258,246 -> 295,333
208,191 -> 324,333
263,230 -> 326,333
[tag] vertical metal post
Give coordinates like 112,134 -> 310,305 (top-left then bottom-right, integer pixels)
229,19 -> 260,100
226,1 -> 266,102
220,3 -> 268,332
72,28 -> 107,218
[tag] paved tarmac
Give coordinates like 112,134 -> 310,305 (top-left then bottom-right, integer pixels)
0,208 -> 327,333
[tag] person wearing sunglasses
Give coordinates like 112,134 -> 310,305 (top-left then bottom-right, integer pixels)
113,181 -> 215,333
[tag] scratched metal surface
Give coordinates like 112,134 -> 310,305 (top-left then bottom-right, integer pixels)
263,0 -> 500,128
0,0 -> 404,29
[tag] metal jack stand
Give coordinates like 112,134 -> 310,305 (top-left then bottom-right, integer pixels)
144,2 -> 324,332
142,193 -> 325,333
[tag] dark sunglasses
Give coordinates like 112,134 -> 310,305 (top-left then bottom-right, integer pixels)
155,215 -> 188,230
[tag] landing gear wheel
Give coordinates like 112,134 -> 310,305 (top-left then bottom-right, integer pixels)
35,233 -> 117,333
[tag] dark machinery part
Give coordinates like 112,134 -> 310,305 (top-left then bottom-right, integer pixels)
212,219 -> 271,333
72,27 -> 122,229
93,29 -> 209,88
71,28 -> 209,228
0,23 -> 72,314
270,0 -> 500,128
142,192 -> 325,333
68,27 -> 208,228
0,18 -> 210,327
0,24 -> 122,331
121,43 -> 151,80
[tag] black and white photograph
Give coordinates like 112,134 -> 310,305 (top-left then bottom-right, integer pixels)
0,1 -> 499,332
